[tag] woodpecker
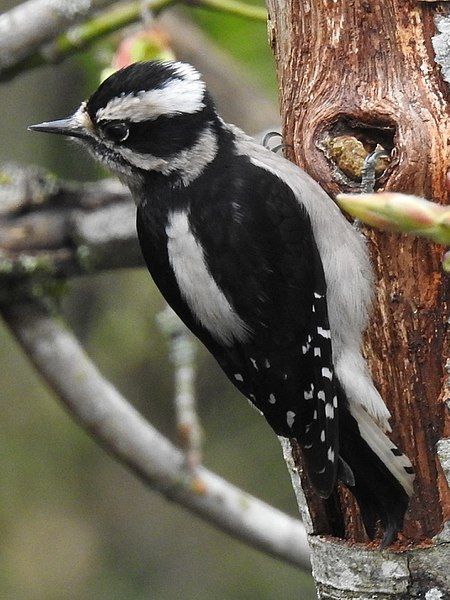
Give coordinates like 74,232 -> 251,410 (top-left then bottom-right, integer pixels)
29,60 -> 414,546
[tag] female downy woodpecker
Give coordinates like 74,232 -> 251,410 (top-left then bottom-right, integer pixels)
30,61 -> 414,546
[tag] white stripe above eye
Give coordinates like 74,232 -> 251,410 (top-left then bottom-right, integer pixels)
166,211 -> 250,346
171,61 -> 202,82
96,76 -> 205,123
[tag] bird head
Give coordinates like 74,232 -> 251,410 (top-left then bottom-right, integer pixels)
29,61 -> 220,186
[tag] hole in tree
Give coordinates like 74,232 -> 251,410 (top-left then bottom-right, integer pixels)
320,117 -> 396,190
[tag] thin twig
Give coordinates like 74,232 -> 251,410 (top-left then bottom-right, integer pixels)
0,0 -> 267,81
158,305 -> 203,470
360,145 -> 389,194
1,299 -> 310,570
351,145 -> 388,231
45,0 -> 173,61
0,0 -> 173,80
188,0 -> 266,20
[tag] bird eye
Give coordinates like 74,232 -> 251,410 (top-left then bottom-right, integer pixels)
101,122 -> 129,142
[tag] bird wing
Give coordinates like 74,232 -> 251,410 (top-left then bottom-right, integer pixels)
187,163 -> 340,497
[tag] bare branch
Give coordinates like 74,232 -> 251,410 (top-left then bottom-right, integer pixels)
0,0 -> 115,73
188,0 -> 266,20
1,299 -> 310,570
158,305 -> 203,470
0,0 -> 267,82
0,166 -> 141,279
23,1 -> 171,70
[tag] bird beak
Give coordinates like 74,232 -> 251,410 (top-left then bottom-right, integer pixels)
28,115 -> 90,141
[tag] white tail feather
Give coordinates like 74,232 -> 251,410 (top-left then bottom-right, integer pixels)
335,348 -> 392,432
348,403 -> 414,497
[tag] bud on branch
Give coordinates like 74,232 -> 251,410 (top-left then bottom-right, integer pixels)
337,192 -> 450,271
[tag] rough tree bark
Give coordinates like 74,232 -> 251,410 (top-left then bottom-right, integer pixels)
267,1 -> 450,598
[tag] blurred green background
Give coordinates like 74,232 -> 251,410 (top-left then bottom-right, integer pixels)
0,1 -> 315,598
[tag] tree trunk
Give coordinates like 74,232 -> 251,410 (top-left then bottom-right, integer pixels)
268,1 -> 450,597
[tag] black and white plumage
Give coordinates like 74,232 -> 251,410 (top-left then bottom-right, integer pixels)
30,60 -> 414,546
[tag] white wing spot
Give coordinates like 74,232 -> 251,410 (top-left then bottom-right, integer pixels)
286,411 -> 296,428
322,367 -> 333,380
333,395 -> 338,408
249,393 -> 256,401
250,358 -> 258,370
314,292 -> 324,299
327,447 -> 335,462
313,410 -> 318,420
325,403 -> 334,419
265,358 -> 271,368
314,347 -> 321,357
312,305 -> 315,312
307,334 -> 312,343
269,393 -> 276,404
318,390 -> 326,402
304,442 -> 312,449
304,383 -> 314,400
320,430 -> 326,442
234,373 -> 243,382
283,373 -> 288,380
317,327 -> 331,339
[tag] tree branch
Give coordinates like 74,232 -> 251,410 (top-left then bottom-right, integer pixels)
0,298 -> 310,570
0,169 -> 140,280
0,0 -> 267,81
268,0 -> 450,596
188,0 -> 266,20
37,0 -> 174,66
158,305 -> 203,469
0,0 -> 115,73
337,192 -> 450,245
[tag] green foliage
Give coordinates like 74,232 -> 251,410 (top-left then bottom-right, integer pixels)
189,2 -> 277,93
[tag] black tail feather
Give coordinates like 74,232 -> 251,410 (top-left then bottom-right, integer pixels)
338,404 -> 413,547
337,456 -> 355,488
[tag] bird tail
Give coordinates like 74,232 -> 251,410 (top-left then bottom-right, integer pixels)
338,401 -> 414,547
